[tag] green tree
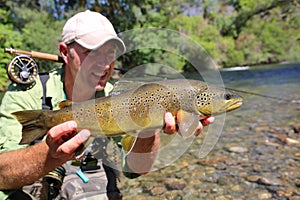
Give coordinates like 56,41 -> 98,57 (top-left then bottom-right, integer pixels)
0,8 -> 23,91
1,0 -> 299,87
9,6 -> 64,72
235,3 -> 300,65
221,0 -> 296,38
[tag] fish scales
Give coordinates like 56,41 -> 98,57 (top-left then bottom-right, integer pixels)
12,79 -> 243,144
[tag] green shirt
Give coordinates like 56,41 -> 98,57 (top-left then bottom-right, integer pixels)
0,67 -> 115,199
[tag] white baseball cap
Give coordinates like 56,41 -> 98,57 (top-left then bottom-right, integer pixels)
62,10 -> 125,53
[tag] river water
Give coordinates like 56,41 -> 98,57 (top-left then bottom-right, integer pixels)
119,63 -> 300,200
220,63 -> 300,127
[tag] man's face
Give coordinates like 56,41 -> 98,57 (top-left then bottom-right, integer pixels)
68,41 -> 117,94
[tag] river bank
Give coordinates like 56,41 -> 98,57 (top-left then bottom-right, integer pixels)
118,121 -> 300,200
118,63 -> 300,199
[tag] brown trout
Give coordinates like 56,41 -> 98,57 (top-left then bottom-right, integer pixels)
12,79 -> 243,144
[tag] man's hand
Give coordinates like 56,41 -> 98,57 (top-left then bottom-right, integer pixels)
126,112 -> 214,175
45,121 -> 91,162
163,112 -> 214,136
0,121 -> 91,190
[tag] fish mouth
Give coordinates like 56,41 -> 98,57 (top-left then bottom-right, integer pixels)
227,99 -> 243,111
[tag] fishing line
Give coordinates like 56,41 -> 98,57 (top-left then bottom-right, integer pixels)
225,87 -> 290,102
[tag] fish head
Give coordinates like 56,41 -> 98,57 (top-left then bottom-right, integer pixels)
195,87 -> 243,116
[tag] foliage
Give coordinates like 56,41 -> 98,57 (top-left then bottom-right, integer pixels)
0,4 -> 64,90
10,6 -> 64,71
0,0 -> 299,90
235,4 -> 300,65
0,9 -> 23,90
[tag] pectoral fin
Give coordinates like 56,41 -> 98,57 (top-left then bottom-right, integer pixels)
176,110 -> 200,139
58,100 -> 73,109
75,136 -> 95,159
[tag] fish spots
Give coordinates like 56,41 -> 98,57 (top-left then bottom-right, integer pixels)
96,106 -> 102,117
195,90 -> 219,107
95,102 -> 113,123
123,83 -> 177,127
45,79 -> 241,136
66,104 -> 97,123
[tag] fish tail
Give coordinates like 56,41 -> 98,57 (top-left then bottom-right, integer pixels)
12,110 -> 49,145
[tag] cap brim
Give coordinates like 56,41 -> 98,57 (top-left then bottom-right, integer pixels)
75,35 -> 126,55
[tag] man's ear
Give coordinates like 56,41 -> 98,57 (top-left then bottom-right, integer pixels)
59,42 -> 69,64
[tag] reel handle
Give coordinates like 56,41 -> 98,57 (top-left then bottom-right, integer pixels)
4,48 -> 64,63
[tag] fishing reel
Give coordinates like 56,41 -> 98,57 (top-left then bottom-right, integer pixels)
5,47 -> 64,85
6,55 -> 38,85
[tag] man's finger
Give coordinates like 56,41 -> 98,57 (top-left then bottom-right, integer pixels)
201,116 -> 215,126
59,129 -> 91,154
47,121 -> 77,141
193,122 -> 203,136
163,112 -> 176,135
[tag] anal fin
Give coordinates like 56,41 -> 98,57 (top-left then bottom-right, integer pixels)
75,136 -> 95,159
176,110 -> 200,139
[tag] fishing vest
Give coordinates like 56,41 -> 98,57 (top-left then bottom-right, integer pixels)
7,73 -> 122,200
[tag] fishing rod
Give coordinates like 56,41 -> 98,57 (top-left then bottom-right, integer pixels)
4,48 -> 64,63
4,48 -> 129,84
4,48 -> 64,84
4,47 -> 167,85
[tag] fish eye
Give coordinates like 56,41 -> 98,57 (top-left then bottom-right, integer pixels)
224,94 -> 231,100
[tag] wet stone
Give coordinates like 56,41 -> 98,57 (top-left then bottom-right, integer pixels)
291,123 -> 300,134
150,186 -> 167,196
215,195 -> 233,200
231,184 -> 243,192
294,178 -> 300,187
226,146 -> 249,153
215,163 -> 227,170
258,177 -> 284,186
118,118 -> 300,199
216,177 -> 228,186
258,192 -> 272,199
276,188 -> 295,198
164,190 -> 182,200
163,178 -> 186,190
252,163 -> 262,172
246,175 -> 262,182
290,196 -> 300,200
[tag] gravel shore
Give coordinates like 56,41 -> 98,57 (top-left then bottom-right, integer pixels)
118,97 -> 300,200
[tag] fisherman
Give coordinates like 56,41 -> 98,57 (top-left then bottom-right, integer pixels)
0,10 -> 214,199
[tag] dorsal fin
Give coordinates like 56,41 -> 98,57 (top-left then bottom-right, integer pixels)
110,80 -> 146,96
58,100 -> 73,109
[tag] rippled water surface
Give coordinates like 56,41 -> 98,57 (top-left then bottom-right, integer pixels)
221,63 -> 300,126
